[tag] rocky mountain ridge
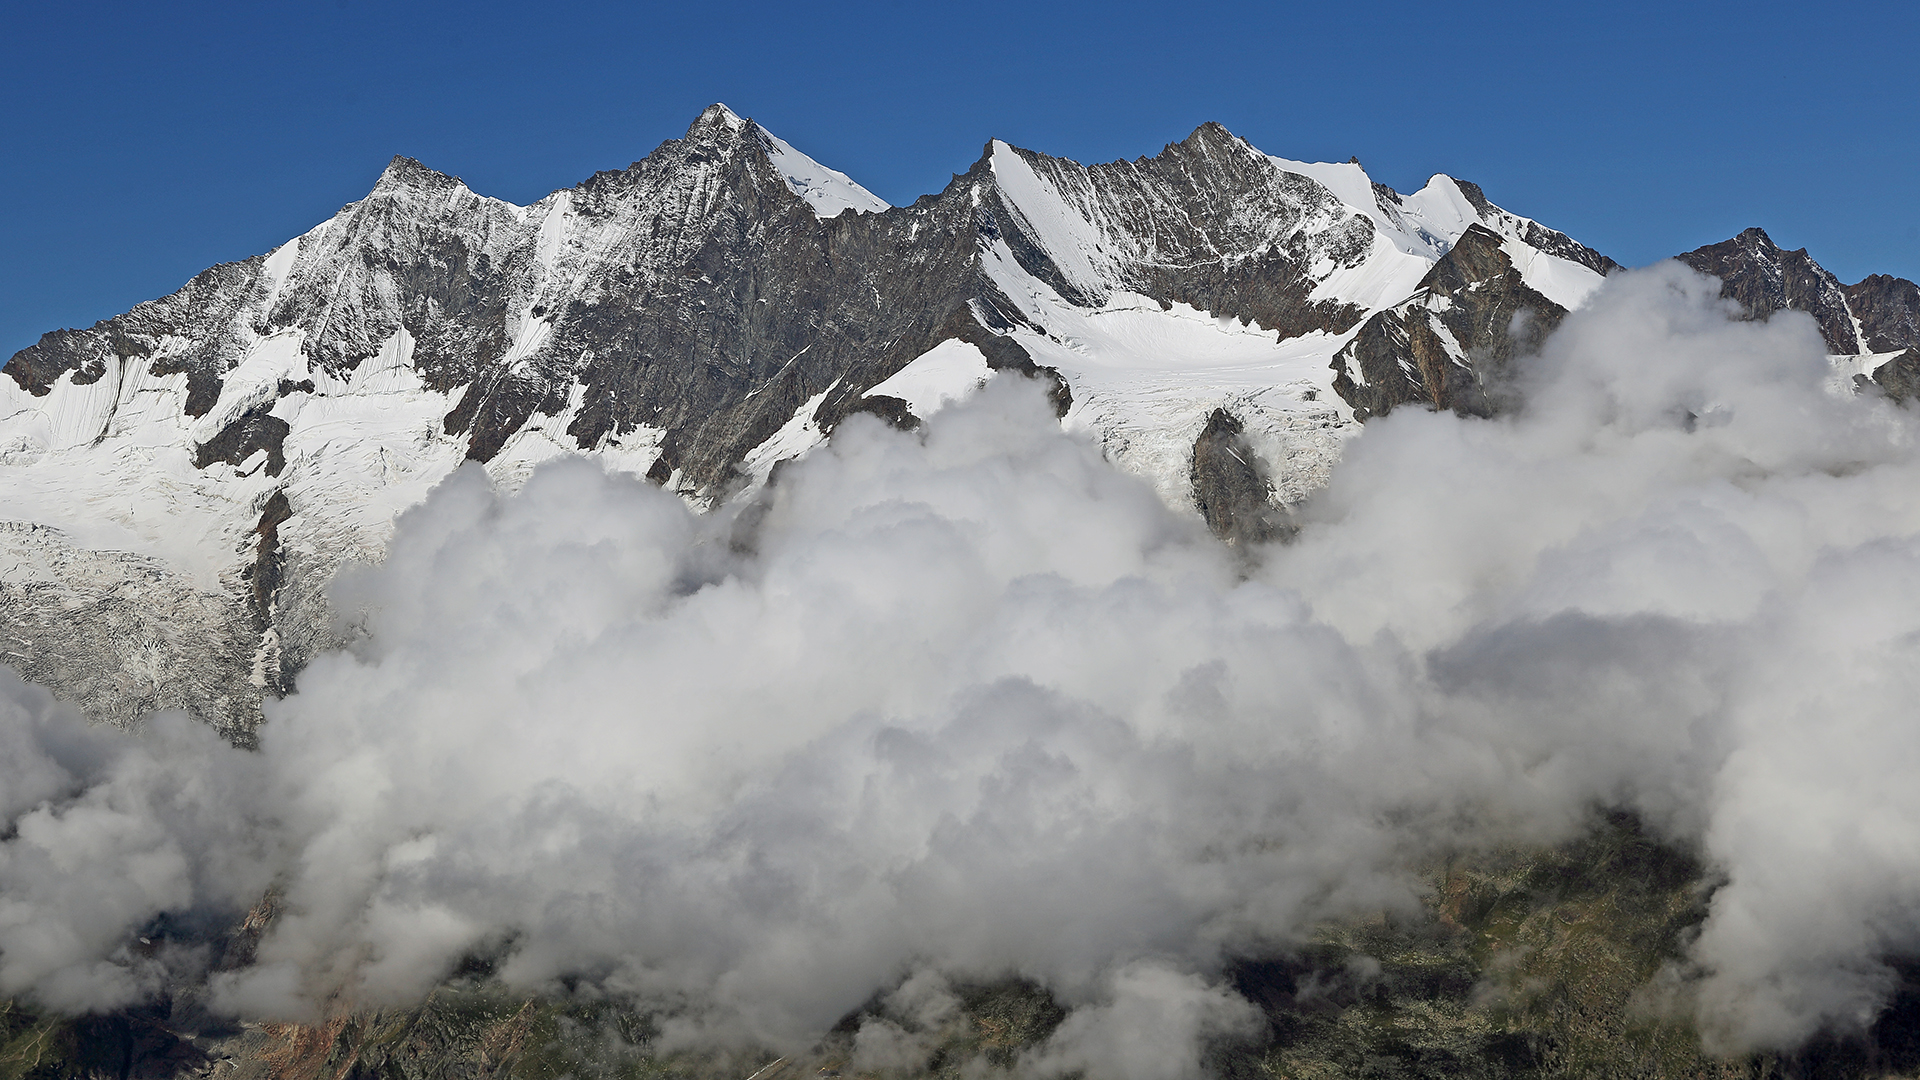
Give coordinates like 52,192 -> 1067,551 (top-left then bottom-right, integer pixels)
3,105 -> 1918,733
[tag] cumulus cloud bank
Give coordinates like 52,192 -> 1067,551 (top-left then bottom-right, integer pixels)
3,262 -> 1920,1065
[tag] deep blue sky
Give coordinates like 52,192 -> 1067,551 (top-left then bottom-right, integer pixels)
5,0 -> 1917,360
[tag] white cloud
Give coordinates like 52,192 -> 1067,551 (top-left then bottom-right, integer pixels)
3,262 -> 1920,1066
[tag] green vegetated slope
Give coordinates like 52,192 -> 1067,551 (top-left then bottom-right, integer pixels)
5,814 -> 1915,1080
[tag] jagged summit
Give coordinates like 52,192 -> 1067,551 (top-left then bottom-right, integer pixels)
370,154 -> 461,194
690,101 -> 748,135
354,106 -> 877,225
1680,226 -> 1867,353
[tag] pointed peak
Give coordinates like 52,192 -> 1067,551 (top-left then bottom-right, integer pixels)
1182,121 -> 1248,154
980,138 -> 1028,174
1683,227 -> 1780,260
688,103 -> 748,138
370,155 -> 464,196
377,155 -> 429,183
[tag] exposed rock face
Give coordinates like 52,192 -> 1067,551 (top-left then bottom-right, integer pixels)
6,258 -> 269,412
991,123 -> 1375,338
1673,227 -> 1920,407
1330,224 -> 1567,420
1848,273 -> 1920,354
1870,347 -> 1920,402
1190,409 -> 1289,547
1679,227 -> 1866,354
192,407 -> 290,476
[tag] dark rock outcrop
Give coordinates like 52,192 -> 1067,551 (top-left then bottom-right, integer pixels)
8,258 -> 270,413
1847,273 -> 1920,354
1678,227 -> 1864,354
1331,224 -> 1566,420
1871,347 -> 1920,402
192,408 -> 290,476
245,489 -> 293,646
1190,409 -> 1289,547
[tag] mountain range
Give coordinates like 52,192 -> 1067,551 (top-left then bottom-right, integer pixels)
4,104 -> 1917,734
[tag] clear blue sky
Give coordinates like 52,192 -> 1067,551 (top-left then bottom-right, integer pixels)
4,0 -> 1917,360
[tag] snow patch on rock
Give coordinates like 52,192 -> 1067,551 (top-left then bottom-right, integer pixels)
865,340 -> 992,419
759,130 -> 890,219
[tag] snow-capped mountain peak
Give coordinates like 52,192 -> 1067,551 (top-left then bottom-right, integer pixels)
370,154 -> 458,194
690,102 -> 749,135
